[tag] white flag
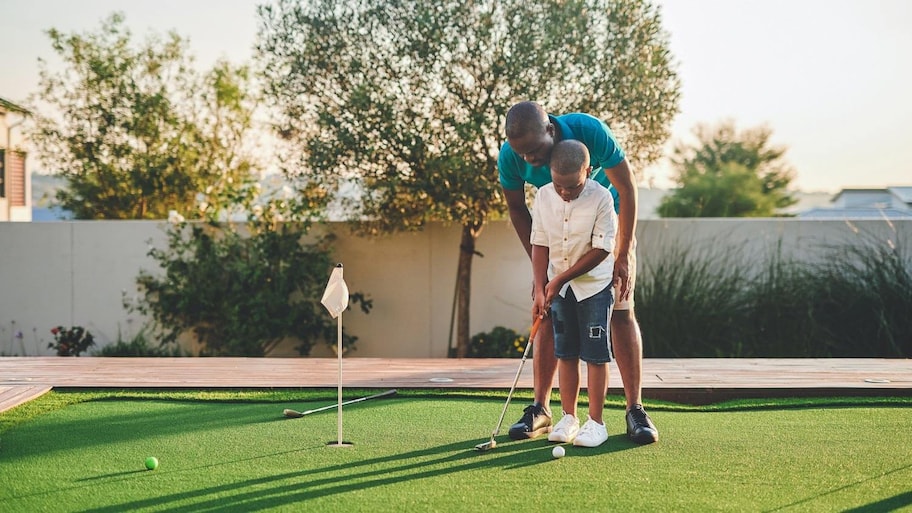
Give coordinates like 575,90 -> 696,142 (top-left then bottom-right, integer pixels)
321,265 -> 349,319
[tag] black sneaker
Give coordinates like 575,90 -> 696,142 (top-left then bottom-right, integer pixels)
508,404 -> 552,440
626,404 -> 659,444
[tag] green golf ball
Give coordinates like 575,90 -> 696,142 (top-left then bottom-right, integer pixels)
145,456 -> 159,470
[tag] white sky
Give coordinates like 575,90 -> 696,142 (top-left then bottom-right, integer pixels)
1,0 -> 910,193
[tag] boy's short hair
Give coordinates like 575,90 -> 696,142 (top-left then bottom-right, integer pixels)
550,139 -> 590,176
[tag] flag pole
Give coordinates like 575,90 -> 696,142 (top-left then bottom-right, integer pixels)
326,263 -> 352,447
286,262 -> 388,439
336,268 -> 344,445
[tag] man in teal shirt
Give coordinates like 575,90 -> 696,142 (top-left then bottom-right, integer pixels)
498,101 -> 658,444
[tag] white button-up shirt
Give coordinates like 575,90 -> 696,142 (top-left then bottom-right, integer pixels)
530,179 -> 617,301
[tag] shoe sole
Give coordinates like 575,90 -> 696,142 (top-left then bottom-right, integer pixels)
548,430 -> 578,443
573,437 -> 608,448
627,429 -> 659,444
508,425 -> 552,440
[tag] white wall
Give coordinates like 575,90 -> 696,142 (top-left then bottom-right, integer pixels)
1,219 -> 909,357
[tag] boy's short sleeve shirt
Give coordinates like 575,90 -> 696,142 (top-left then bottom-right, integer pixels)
498,112 -> 625,213
530,179 -> 617,301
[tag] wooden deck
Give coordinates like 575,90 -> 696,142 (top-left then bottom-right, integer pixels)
1,357 -> 910,412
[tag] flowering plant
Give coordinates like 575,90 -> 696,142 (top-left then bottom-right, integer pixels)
459,326 -> 528,358
48,326 -> 95,356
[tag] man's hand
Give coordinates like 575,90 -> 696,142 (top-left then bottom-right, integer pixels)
614,250 -> 633,302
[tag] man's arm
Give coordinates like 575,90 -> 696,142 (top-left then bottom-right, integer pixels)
531,243 -> 550,318
504,188 -> 533,260
603,158 -> 637,300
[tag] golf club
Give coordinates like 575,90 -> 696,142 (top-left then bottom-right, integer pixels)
282,389 -> 397,418
475,316 -> 542,452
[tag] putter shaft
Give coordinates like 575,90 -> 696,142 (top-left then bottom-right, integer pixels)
283,389 -> 397,418
474,317 -> 542,451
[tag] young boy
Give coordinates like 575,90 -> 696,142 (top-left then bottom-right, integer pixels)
530,139 -> 617,448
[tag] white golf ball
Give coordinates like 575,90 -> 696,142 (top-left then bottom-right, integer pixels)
552,445 -> 565,459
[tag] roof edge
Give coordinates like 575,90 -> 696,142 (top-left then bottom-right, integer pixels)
0,96 -> 31,115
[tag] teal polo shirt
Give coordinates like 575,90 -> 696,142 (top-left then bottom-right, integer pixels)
498,113 -> 624,213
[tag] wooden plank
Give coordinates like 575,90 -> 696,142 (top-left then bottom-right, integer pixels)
0,357 -> 909,406
0,385 -> 52,413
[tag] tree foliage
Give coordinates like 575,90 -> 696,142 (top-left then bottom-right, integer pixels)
30,13 -> 258,220
131,218 -> 373,356
27,12 -> 374,356
256,0 -> 680,355
658,121 -> 797,217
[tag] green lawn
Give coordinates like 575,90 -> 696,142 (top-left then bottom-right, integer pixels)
1,390 -> 911,512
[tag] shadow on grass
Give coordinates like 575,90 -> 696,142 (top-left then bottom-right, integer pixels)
500,433 -> 637,469
77,469 -> 147,481
71,432 -> 641,513
764,462 -> 912,512
2,443 -> 327,504
843,490 -> 912,513
1,397 -> 394,462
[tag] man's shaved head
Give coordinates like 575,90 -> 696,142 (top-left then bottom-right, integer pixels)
505,101 -> 550,139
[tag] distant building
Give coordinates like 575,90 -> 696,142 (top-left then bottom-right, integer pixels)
799,186 -> 912,219
1,96 -> 32,222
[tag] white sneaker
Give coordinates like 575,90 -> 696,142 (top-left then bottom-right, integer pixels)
548,412 -> 580,443
573,417 -> 608,447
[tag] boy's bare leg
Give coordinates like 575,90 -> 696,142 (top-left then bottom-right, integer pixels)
558,357 -> 580,417
586,362 -> 607,424
572,361 -> 609,447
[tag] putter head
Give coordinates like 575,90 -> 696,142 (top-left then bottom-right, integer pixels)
282,409 -> 304,418
474,439 -> 497,452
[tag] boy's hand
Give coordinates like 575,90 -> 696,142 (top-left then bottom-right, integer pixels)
544,279 -> 562,308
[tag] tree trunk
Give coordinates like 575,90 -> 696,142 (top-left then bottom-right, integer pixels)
455,221 -> 484,358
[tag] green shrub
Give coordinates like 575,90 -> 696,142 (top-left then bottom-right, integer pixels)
461,326 -> 528,358
637,243 -> 751,357
804,231 -> 912,357
130,221 -> 372,356
96,326 -> 186,357
740,242 -> 822,357
638,228 -> 912,358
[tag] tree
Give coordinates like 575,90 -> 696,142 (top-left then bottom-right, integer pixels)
30,13 -> 258,220
658,121 -> 797,217
256,0 -> 680,356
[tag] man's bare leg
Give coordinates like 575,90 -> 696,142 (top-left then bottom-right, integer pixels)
508,316 -> 557,439
533,316 -> 558,409
611,307 -> 658,443
610,309 -> 642,409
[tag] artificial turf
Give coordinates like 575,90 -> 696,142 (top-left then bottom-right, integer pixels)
1,390 -> 910,512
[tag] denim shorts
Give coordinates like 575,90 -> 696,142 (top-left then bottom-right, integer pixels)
551,285 -> 613,364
